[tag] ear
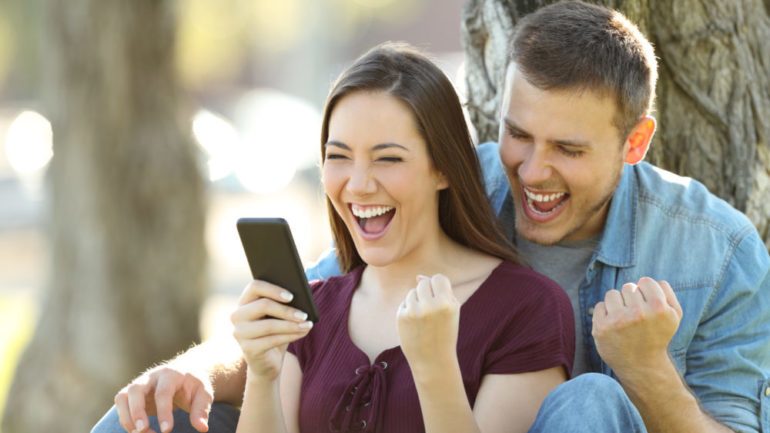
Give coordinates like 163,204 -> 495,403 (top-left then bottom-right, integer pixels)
434,171 -> 449,190
624,116 -> 656,165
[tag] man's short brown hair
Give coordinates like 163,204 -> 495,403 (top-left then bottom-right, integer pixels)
509,1 -> 658,140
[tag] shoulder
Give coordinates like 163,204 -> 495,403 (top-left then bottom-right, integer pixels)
475,141 -> 510,211
309,268 -> 361,306
628,162 -> 768,288
633,162 -> 755,238
487,261 -> 571,310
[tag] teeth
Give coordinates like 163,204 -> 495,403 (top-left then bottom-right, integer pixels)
524,189 -> 566,202
351,204 -> 394,219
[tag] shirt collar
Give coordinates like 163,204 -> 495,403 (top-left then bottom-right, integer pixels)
593,164 -> 637,268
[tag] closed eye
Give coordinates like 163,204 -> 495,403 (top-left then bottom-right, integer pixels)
377,157 -> 403,163
558,146 -> 584,158
325,153 -> 348,160
506,125 -> 530,140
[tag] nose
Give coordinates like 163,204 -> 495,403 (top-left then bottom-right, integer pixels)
517,143 -> 552,185
346,162 -> 376,196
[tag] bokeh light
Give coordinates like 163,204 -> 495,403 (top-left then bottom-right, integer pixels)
4,110 -> 53,176
192,109 -> 241,182
231,89 -> 321,194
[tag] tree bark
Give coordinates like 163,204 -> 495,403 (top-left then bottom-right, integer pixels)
2,2 -> 207,433
462,0 -> 770,248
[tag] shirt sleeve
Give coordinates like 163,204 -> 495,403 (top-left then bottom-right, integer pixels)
483,277 -> 575,377
684,229 -> 770,433
304,247 -> 342,282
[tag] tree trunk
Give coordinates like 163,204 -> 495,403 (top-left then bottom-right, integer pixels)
2,2 -> 207,433
462,0 -> 770,248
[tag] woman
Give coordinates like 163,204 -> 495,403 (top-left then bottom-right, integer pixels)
231,42 -> 574,433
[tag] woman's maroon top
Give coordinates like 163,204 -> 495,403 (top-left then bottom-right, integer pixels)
287,261 -> 574,433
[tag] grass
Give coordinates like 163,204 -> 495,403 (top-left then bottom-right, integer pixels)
0,293 -> 37,431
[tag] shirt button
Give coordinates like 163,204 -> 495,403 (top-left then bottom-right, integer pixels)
588,307 -> 595,316
765,387 -> 770,397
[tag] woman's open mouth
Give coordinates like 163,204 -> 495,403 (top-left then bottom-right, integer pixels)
350,204 -> 396,239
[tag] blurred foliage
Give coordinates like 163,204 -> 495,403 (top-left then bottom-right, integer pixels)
0,11 -> 12,92
0,294 -> 36,425
175,0 -> 424,91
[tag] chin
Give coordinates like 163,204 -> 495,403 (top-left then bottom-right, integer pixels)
356,250 -> 396,268
516,224 -> 569,246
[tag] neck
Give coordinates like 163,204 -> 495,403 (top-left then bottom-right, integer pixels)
360,230 -> 463,301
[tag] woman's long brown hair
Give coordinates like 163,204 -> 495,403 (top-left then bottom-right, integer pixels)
321,42 -> 519,273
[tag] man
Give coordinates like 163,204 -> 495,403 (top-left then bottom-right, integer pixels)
93,2 -> 770,433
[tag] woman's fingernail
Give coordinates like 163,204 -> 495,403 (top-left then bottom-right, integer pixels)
299,321 -> 313,329
135,420 -> 145,432
160,421 -> 169,432
294,311 -> 308,321
281,291 -> 294,301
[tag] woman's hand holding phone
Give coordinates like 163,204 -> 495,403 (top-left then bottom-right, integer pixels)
231,280 -> 314,382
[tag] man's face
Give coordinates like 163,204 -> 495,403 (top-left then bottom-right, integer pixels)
499,64 -> 628,245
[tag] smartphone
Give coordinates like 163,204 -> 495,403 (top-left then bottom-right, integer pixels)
236,217 -> 320,323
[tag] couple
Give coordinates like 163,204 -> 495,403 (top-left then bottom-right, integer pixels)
93,2 -> 770,433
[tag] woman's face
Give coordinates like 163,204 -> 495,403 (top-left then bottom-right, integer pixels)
322,91 -> 447,268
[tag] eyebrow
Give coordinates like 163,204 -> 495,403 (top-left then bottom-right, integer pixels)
324,140 -> 409,151
503,117 -> 591,148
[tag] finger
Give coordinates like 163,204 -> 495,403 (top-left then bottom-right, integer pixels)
231,298 -> 308,324
233,318 -> 314,341
636,277 -> 667,314
114,392 -> 137,433
404,288 -> 419,311
430,274 -> 453,299
237,280 -> 294,306
240,331 -> 312,354
620,283 -> 645,308
126,383 -> 151,433
153,376 -> 179,433
658,280 -> 683,319
415,276 -> 433,302
603,289 -> 624,315
188,387 -> 212,433
593,301 -> 608,317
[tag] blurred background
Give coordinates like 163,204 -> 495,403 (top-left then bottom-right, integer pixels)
0,0 -> 466,430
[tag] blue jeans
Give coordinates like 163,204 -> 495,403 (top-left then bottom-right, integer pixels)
528,373 -> 647,433
91,374 -> 646,433
90,403 -> 240,433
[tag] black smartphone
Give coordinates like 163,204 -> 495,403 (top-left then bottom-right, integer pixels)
236,217 -> 320,323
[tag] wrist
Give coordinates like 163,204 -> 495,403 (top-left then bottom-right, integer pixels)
246,366 -> 280,387
407,352 -> 460,385
613,351 -> 681,394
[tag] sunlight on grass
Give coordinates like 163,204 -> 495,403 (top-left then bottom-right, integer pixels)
0,293 -> 36,428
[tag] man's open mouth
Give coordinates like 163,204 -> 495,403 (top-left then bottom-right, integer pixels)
521,187 -> 570,221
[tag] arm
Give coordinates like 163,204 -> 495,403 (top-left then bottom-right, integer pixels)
113,337 -> 246,433
610,353 -> 730,433
231,281 -> 313,433
398,275 -> 568,433
238,352 -> 303,433
593,278 -> 729,433
412,363 -> 565,433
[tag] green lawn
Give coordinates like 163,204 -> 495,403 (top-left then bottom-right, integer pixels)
0,294 -> 36,430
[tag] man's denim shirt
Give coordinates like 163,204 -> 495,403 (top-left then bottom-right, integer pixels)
306,141 -> 770,432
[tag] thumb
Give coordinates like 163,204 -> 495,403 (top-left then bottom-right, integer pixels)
189,388 -> 212,432
659,280 -> 683,319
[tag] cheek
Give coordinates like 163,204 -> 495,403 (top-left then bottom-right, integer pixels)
321,167 -> 343,197
499,140 -> 523,169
